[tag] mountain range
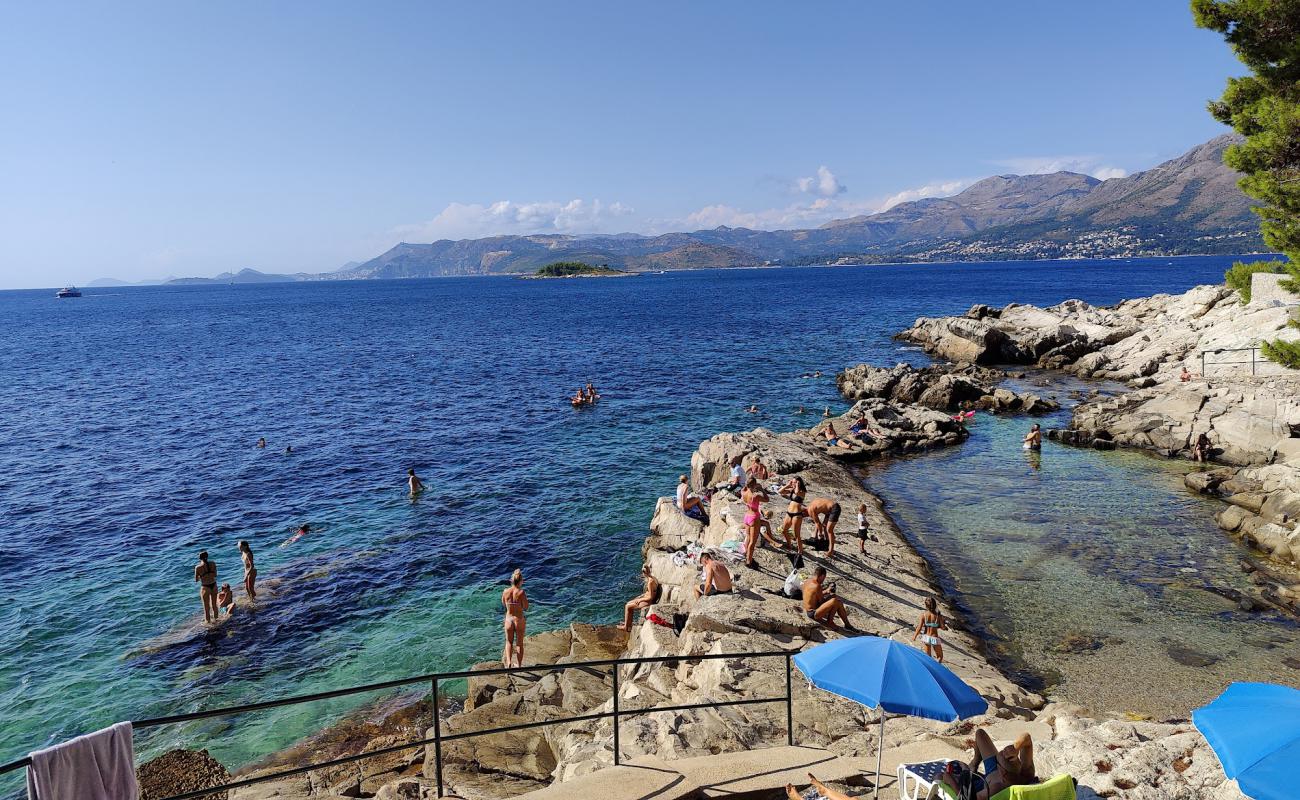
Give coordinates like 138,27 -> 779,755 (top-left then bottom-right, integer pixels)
94,134 -> 1266,286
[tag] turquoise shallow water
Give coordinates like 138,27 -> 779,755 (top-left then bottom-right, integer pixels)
866,372 -> 1300,718
0,256 -> 1288,791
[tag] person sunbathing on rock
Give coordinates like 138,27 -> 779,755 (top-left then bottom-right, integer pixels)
676,475 -> 707,521
821,422 -> 854,450
694,552 -> 734,598
1180,366 -> 1194,382
785,773 -> 854,800
620,565 -> 661,632
749,457 -> 771,482
801,567 -> 853,630
848,415 -> 882,443
939,729 -> 1035,800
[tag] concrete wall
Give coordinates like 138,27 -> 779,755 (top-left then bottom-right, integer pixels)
1250,271 -> 1297,307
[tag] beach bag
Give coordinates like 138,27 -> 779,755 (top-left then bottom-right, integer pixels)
783,570 -> 802,598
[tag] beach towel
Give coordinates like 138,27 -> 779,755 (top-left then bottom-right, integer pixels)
27,722 -> 138,800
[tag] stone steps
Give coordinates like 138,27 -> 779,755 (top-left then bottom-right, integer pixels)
508,745 -> 863,800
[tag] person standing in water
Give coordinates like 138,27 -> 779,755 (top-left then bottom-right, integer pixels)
913,596 -> 948,663
194,551 -> 219,623
408,468 -> 425,496
502,569 -> 529,668
238,540 -> 257,601
1023,424 -> 1042,451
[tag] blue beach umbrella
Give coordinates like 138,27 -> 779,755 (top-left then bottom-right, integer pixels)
794,636 -> 988,799
1193,682 -> 1300,800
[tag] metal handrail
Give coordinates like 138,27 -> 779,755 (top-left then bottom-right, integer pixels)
1200,345 -> 1266,376
0,648 -> 799,799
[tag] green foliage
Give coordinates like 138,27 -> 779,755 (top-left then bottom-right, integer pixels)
1195,0 -> 1300,364
534,261 -> 620,277
1224,259 -> 1287,302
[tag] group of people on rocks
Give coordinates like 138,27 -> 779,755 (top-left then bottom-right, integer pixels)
192,542 -> 257,623
570,382 -> 600,407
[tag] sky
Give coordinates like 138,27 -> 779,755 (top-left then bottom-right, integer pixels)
0,1 -> 1246,288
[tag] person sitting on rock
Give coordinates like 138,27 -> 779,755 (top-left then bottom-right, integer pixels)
675,475 -> 707,521
1180,365 -> 1194,382
749,457 -> 771,482
695,552 -> 734,599
785,773 -> 854,800
1191,432 -> 1212,463
939,728 -> 1035,800
215,583 -> 236,616
717,455 -> 747,495
801,567 -> 853,630
806,497 -> 841,557
620,565 -> 661,632
848,415 -> 882,443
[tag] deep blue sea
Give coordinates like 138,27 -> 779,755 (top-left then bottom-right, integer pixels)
0,256 -> 1288,780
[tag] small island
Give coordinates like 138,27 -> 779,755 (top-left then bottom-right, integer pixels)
521,261 -> 638,279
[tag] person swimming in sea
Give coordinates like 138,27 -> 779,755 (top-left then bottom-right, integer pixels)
746,404 -> 760,413
238,540 -> 257,601
913,595 -> 948,663
1022,423 -> 1042,451
822,406 -> 832,417
282,523 -> 311,547
502,569 -> 529,668
256,437 -> 266,448
285,445 -> 293,454
194,551 -> 218,624
216,583 -> 236,616
585,382 -> 599,401
408,468 -> 425,495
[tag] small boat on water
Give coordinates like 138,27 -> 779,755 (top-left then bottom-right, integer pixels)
55,286 -> 82,298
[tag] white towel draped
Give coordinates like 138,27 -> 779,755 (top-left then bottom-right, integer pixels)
27,722 -> 139,800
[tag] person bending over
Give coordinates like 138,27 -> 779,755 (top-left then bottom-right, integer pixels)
806,497 -> 841,557
695,552 -> 734,599
621,565 -> 660,631
940,728 -> 1035,800
801,567 -> 853,630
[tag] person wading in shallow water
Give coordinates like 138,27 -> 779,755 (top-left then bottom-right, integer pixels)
407,468 -> 425,496
1023,423 -> 1042,451
502,569 -> 529,668
194,551 -> 218,623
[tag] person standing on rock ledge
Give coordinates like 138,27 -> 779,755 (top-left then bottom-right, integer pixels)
502,569 -> 529,668
741,478 -> 770,569
778,476 -> 808,558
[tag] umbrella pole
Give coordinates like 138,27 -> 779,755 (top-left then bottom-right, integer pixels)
874,713 -> 885,800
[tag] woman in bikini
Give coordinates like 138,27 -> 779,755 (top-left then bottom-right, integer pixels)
740,477 -> 770,568
620,565 -> 661,631
778,476 -> 807,557
238,540 -> 257,601
913,595 -> 948,663
502,569 -> 529,668
194,551 -> 218,624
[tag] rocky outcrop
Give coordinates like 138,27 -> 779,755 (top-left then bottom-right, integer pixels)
836,362 -> 1059,413
139,749 -> 231,800
906,283 -> 1300,571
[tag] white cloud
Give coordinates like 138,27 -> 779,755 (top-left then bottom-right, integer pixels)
878,179 -> 972,211
994,155 -> 1127,181
394,199 -> 633,241
793,165 -> 846,197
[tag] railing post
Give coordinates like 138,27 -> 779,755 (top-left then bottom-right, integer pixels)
432,679 -> 444,798
1201,350 -> 1206,378
1252,348 -> 1257,376
785,653 -> 794,747
612,662 -> 621,765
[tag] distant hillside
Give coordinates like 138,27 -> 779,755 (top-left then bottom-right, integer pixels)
92,134 -> 1269,286
165,268 -> 303,285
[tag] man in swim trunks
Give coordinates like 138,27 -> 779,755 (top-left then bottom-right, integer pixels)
821,422 -> 854,450
407,468 -> 425,495
806,497 -> 841,557
695,552 -> 734,599
939,728 -> 1035,800
1023,423 -> 1042,450
801,567 -> 852,630
194,551 -> 219,623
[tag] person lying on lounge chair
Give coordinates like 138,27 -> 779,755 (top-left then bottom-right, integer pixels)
785,773 -> 854,800
939,728 -> 1035,800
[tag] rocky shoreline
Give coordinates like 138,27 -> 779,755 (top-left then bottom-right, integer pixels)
900,283 -> 1300,606
135,284 -> 1300,799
